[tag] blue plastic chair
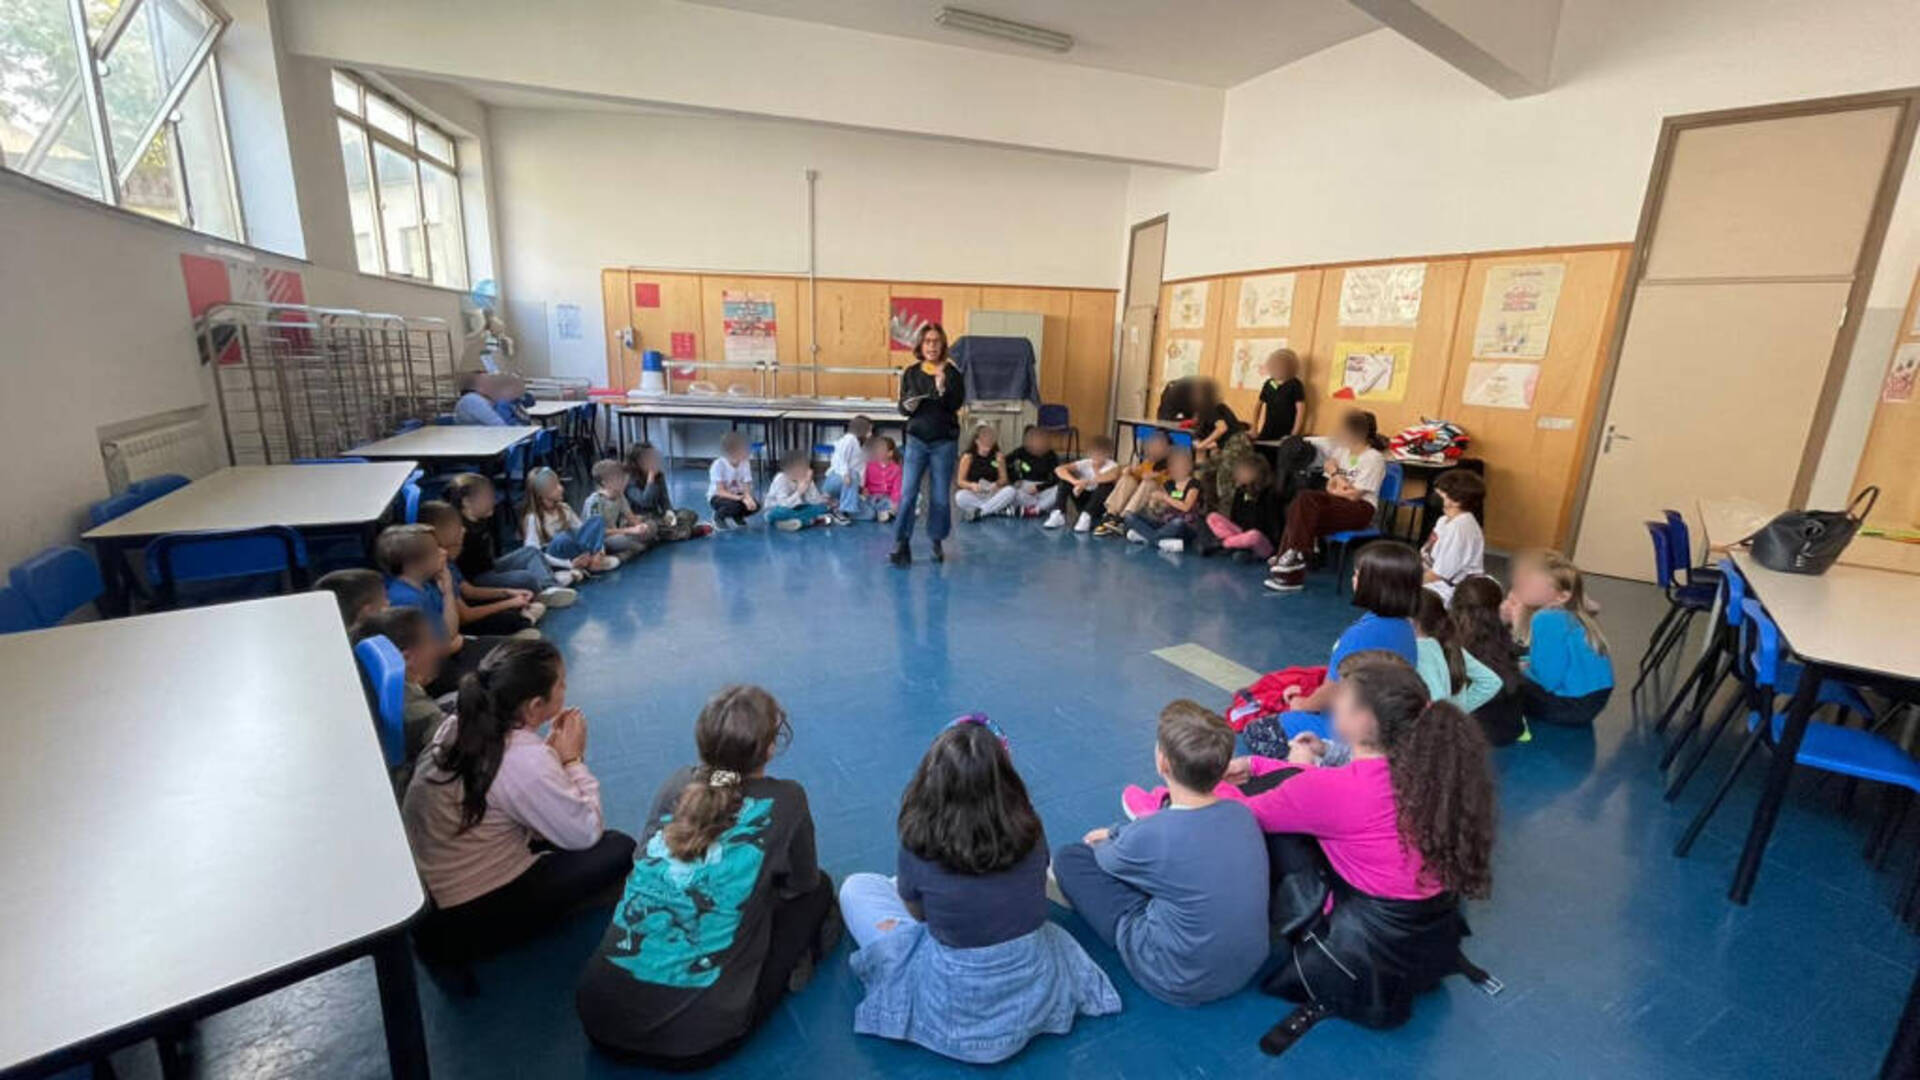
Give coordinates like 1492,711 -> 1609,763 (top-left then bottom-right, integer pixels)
0,585 -> 41,634
9,545 -> 103,627
396,418 -> 425,433
145,526 -> 309,608
353,634 -> 409,769
295,457 -> 372,464
1036,403 -> 1079,455
400,481 -> 423,524
432,414 -> 457,426
1328,461 -> 1404,594
127,474 -> 190,501
1633,522 -> 1719,691
1661,509 -> 1722,589
87,489 -> 149,527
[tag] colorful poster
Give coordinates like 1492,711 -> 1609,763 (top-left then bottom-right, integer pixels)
180,252 -> 307,365
1162,338 -> 1203,382
1472,263 -> 1565,359
1338,263 -> 1425,327
1231,337 -> 1288,391
890,296 -> 943,351
721,290 -> 778,367
1884,343 -> 1920,403
1462,360 -> 1541,410
1236,274 -> 1295,329
1329,341 -> 1411,401
633,281 -> 661,309
1169,281 -> 1209,330
669,331 -> 697,360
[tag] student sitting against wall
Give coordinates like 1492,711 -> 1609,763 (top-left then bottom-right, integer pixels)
1264,409 -> 1391,592
524,466 -> 621,574
840,717 -> 1119,1064
454,372 -> 509,426
582,460 -> 655,558
448,473 -> 581,598
1504,550 -> 1613,727
419,500 -> 545,635
350,606 -> 448,773
1197,453 -> 1280,562
576,686 -> 837,1069
1093,430 -> 1170,537
378,524 -> 514,696
1004,425 -> 1062,519
1122,448 -> 1202,552
402,639 -> 635,964
1044,436 -> 1122,532
622,443 -> 710,541
954,423 -> 1018,521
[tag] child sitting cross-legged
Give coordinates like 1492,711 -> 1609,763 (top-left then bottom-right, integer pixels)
840,717 -> 1119,1063
707,432 -> 760,530
1051,700 -> 1270,1006
1199,453 -> 1280,562
1422,470 -> 1486,602
765,448 -> 833,531
822,415 -> 875,523
446,473 -> 580,599
418,500 -> 544,636
1412,589 -> 1501,714
1044,436 -> 1122,533
622,443 -> 710,541
582,459 -> 655,559
1122,447 -> 1202,552
378,523 -> 515,698
1004,425 -> 1062,519
1093,431 -> 1171,537
954,423 -> 1017,521
525,466 -> 621,575
859,435 -> 902,522
1450,576 -> 1529,746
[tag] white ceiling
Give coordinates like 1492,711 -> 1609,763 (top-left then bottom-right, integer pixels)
679,0 -> 1379,87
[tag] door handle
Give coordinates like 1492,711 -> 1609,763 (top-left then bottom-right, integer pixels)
1603,425 -> 1633,453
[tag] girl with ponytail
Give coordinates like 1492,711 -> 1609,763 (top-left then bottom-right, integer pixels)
1265,407 -> 1395,591
401,639 -> 635,964
577,685 -> 837,1068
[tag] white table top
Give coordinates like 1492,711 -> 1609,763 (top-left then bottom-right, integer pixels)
82,463 -> 417,540
525,399 -> 585,418
1731,551 -> 1920,681
0,594 -> 422,1071
617,402 -> 788,419
349,425 -> 537,460
1697,497 -> 1920,574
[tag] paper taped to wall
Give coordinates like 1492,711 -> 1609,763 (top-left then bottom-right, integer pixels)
1472,263 -> 1565,359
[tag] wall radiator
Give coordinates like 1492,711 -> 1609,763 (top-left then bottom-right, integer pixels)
100,417 -> 221,493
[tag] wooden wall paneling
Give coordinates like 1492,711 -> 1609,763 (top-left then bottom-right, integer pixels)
978,287 -> 1073,406
601,270 -> 631,389
794,279 -> 893,399
1307,260 -> 1469,440
625,271 -> 703,392
1442,248 -> 1631,550
1206,269 -> 1326,424
1848,267 -> 1920,528
699,276 -> 800,395
1065,290 -> 1118,439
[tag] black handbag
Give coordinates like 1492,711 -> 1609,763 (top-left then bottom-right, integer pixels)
1746,486 -> 1878,575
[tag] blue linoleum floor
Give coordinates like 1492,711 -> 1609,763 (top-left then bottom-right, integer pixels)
123,472 -> 1918,1078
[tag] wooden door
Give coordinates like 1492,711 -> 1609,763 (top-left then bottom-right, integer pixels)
1114,216 -> 1167,424
1574,96 -> 1913,580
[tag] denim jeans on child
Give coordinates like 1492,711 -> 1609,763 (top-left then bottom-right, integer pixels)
545,515 -> 607,560
766,503 -> 827,526
472,544 -> 557,592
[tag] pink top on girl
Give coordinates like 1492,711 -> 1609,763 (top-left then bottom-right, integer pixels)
864,460 -> 902,503
1233,755 -> 1439,900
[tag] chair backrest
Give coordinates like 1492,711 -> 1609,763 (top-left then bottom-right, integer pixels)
1738,597 -> 1784,690
87,489 -> 149,527
1038,403 -> 1070,427
352,634 -> 409,768
432,414 -> 457,426
8,545 -> 103,627
1721,558 -> 1747,626
401,482 -> 423,524
533,429 -> 554,457
295,457 -> 371,465
396,418 -> 425,433
0,585 -> 42,634
146,526 -> 309,600
1644,521 -> 1677,590
1662,510 -> 1695,569
1376,462 -> 1404,519
127,474 -> 190,500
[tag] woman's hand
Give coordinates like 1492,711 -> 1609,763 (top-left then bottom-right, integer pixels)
548,707 -> 588,764
1222,756 -> 1253,786
934,365 -> 948,394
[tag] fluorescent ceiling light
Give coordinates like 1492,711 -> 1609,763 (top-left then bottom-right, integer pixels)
935,7 -> 1074,53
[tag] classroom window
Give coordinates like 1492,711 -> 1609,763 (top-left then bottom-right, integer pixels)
0,0 -> 243,241
331,69 -> 469,290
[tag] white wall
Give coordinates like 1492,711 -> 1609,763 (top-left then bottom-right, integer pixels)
489,106 -> 1131,379
1125,0 -> 1920,506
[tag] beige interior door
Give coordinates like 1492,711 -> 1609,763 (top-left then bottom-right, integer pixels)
1113,217 -> 1167,426
1574,102 -> 1906,580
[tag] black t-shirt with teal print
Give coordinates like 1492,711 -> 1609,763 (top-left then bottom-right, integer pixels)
1005,447 -> 1060,490
1257,377 -> 1305,441
575,767 -> 818,1060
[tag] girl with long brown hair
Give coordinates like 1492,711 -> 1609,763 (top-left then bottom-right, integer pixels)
576,685 -> 837,1069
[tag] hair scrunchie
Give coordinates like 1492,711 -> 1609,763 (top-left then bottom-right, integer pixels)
708,769 -> 741,789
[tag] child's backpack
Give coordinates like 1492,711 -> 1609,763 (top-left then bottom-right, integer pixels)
1388,418 -> 1470,461
1227,666 -> 1327,731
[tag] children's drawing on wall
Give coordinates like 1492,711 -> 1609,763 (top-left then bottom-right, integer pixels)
889,296 -> 943,351
1462,361 -> 1541,410
1163,338 -> 1203,381
1236,273 -> 1295,329
1231,337 -> 1287,390
1329,341 -> 1411,401
1168,281 -> 1209,330
1472,263 -> 1565,359
722,290 -> 778,367
1338,263 -> 1425,327
1884,343 -> 1919,403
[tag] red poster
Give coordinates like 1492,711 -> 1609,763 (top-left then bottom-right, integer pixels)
180,253 -> 307,364
633,282 -> 660,308
889,297 -> 943,352
670,331 -> 697,359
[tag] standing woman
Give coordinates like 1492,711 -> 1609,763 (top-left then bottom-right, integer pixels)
892,324 -> 967,566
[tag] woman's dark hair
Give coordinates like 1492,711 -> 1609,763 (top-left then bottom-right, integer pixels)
1450,576 -> 1520,680
1341,408 -> 1389,451
898,722 -> 1043,875
1413,589 -> 1466,694
662,685 -> 791,861
914,323 -> 949,364
1343,658 -> 1494,899
434,639 -> 564,830
1350,540 -> 1423,618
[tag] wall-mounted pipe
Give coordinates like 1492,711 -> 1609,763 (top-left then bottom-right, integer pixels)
805,168 -> 819,397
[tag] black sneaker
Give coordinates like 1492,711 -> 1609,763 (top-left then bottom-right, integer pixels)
889,545 -> 911,567
1259,1002 -> 1331,1056
931,541 -> 945,563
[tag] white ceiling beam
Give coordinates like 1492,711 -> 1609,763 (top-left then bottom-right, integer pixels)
1347,0 -> 1562,98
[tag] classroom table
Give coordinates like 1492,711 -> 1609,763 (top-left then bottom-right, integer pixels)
614,401 -> 787,465
1721,551 -> 1920,904
0,594 -> 428,1078
1114,415 -> 1192,459
1697,496 -> 1920,574
776,402 -> 906,459
81,462 -> 417,615
347,424 -> 538,466
524,399 -> 586,425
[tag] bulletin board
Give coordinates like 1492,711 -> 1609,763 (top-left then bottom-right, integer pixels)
1848,267 -> 1920,531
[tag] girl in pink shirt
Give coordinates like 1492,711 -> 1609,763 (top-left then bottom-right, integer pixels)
861,435 -> 904,521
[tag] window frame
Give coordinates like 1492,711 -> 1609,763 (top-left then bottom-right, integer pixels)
331,69 -> 467,289
2,0 -> 244,240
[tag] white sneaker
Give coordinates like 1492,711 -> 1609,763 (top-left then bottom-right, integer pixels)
1043,509 -> 1066,529
1264,574 -> 1305,593
1125,529 -> 1148,545
1073,513 -> 1093,534
1274,550 -> 1306,571
553,570 -> 581,587
1158,539 -> 1185,553
522,601 -> 547,625
878,510 -> 895,523
511,627 -> 543,640
538,586 -> 577,609
776,517 -> 803,532
592,554 -> 621,572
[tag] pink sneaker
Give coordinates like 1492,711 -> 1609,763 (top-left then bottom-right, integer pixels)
1121,785 -> 1170,821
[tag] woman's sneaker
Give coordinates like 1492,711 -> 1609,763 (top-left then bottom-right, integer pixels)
537,586 -> 577,609
1043,509 -> 1066,529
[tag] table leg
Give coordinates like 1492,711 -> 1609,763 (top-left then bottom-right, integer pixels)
1729,660 -> 1824,904
373,931 -> 431,1080
91,539 -> 133,617
1657,620 -> 1724,735
1883,962 -> 1920,1079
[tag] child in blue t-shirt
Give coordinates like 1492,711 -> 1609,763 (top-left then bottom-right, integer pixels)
1507,550 -> 1613,726
1243,541 -> 1424,760
377,523 -> 509,697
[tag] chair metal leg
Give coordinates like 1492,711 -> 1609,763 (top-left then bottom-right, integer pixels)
1639,604 -> 1681,671
1870,788 -> 1912,869
1634,609 -> 1695,693
1675,723 -> 1767,857
1655,629 -> 1727,734
1901,844 -> 1920,924
1665,690 -> 1748,801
